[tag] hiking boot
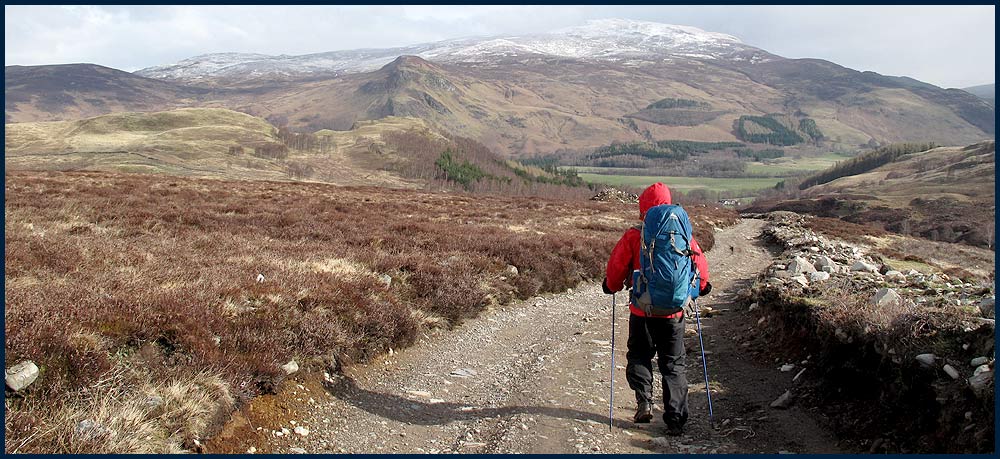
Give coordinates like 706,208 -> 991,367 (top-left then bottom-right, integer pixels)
665,421 -> 685,436
633,401 -> 653,423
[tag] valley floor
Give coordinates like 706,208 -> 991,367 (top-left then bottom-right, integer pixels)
207,219 -> 850,454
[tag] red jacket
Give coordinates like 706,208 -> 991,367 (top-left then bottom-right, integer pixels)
605,183 -> 710,318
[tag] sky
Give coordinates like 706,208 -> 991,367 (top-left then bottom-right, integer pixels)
4,5 -> 995,88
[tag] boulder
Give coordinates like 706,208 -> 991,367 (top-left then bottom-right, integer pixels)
872,288 -> 903,308
851,260 -> 878,273
281,360 -> 299,375
915,353 -> 936,367
978,297 -> 995,319
791,275 -> 809,287
787,256 -> 816,274
815,256 -> 836,270
969,365 -> 993,397
809,272 -> 830,282
5,360 -> 39,392
970,357 -> 989,367
943,364 -> 960,380
884,271 -> 906,282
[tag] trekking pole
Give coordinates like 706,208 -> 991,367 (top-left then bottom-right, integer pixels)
693,298 -> 715,428
609,292 -> 616,432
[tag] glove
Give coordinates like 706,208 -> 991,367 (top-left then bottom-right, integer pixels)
601,277 -> 614,295
699,282 -> 713,296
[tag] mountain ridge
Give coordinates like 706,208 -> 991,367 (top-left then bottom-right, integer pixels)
135,19 -> 776,84
6,19 -> 994,155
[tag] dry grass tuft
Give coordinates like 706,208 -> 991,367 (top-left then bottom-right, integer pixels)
6,366 -> 233,454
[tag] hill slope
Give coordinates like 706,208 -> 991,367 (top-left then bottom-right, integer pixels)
747,141 -> 995,248
219,55 -> 993,156
4,108 -> 590,197
963,83 -> 995,105
4,64 -> 207,123
3,108 -> 423,187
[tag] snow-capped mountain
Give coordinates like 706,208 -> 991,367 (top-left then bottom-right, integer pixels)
136,19 -> 774,83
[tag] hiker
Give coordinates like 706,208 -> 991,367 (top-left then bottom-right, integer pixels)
602,182 -> 712,436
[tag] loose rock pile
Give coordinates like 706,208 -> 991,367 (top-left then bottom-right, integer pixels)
758,212 -> 994,319
590,187 -> 638,204
753,211 -> 995,398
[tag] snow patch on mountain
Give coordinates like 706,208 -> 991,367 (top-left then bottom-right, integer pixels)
136,19 -> 772,83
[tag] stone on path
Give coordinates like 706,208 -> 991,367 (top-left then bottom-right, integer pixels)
770,390 -> 793,409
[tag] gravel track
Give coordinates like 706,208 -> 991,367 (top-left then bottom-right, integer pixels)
250,218 -> 845,454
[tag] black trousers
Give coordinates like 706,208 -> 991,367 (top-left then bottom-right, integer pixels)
625,312 -> 688,426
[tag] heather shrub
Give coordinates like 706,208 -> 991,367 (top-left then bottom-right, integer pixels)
4,171 -> 735,452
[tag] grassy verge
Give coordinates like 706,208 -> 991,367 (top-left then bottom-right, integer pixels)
4,170 -> 736,453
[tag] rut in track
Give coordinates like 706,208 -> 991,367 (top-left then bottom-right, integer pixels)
225,218 -> 847,454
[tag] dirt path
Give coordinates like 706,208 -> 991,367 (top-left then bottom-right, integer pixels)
227,218 -> 847,454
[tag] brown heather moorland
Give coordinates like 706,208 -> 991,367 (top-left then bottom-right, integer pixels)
3,170 -> 737,453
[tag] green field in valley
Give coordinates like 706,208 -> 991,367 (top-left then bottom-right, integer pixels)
578,173 -> 784,193
568,151 -> 853,197
743,152 -> 851,175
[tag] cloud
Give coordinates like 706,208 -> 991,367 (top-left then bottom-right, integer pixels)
4,5 -> 994,88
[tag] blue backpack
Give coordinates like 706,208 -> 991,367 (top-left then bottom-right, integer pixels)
631,204 -> 701,316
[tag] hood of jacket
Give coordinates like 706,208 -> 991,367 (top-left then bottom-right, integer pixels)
638,182 -> 672,220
